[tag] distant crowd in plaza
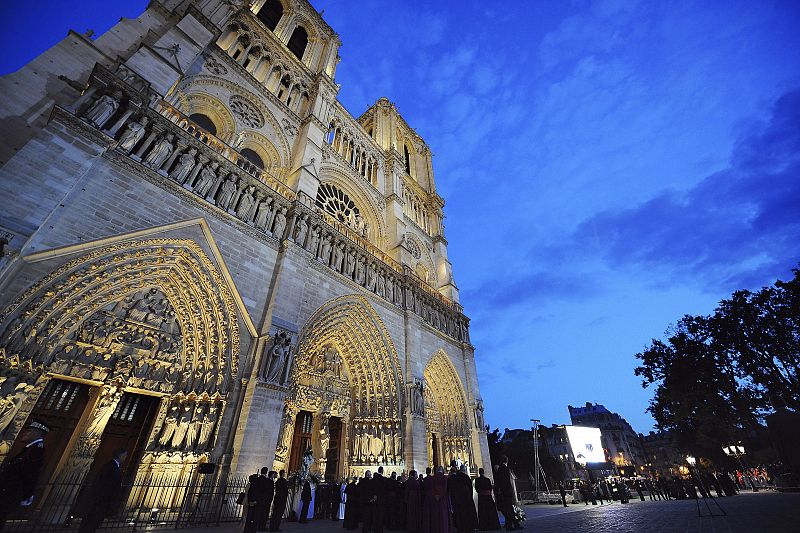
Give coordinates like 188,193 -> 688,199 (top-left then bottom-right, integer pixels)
240,456 -> 523,533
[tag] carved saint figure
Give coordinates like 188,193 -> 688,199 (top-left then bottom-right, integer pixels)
144,133 -> 174,170
184,405 -> 201,450
254,197 -> 274,231
385,276 -> 394,302
294,215 -> 308,245
366,262 -> 377,291
265,331 -> 292,383
194,161 -> 218,197
271,206 -> 287,237
85,90 -> 122,128
351,431 -> 361,462
319,234 -> 332,264
171,403 -> 193,449
158,404 -> 180,446
332,242 -> 345,272
0,382 -> 34,435
118,115 -> 148,153
355,255 -> 366,285
319,419 -> 330,458
345,247 -> 355,277
236,186 -> 256,220
306,226 -> 321,255
197,402 -> 219,450
354,213 -> 366,236
376,270 -> 386,298
171,147 -> 197,183
216,177 -> 237,210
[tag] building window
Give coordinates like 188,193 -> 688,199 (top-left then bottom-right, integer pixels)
189,113 -> 217,136
404,144 -> 411,174
287,26 -> 308,60
316,182 -> 360,224
240,148 -> 264,169
257,0 -> 283,31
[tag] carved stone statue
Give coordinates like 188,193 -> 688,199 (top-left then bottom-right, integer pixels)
254,197 -> 274,231
294,214 -> 308,245
271,206 -> 287,237
319,234 -> 332,264
144,133 -> 174,170
171,403 -> 193,448
319,418 -> 330,459
355,255 -> 366,284
332,242 -> 345,272
0,382 -> 34,436
351,431 -> 361,462
184,405 -> 201,450
354,213 -> 366,237
265,331 -> 292,383
376,271 -> 386,298
197,402 -> 219,450
306,226 -> 321,255
236,186 -> 256,220
85,90 -> 122,128
366,262 -> 377,291
385,275 -> 394,302
194,161 -> 218,197
217,177 -> 237,210
171,147 -> 198,183
118,115 -> 148,153
345,247 -> 355,277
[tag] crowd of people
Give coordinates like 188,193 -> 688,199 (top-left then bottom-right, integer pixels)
241,456 -> 523,533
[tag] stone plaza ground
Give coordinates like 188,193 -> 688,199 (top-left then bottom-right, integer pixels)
181,491 -> 798,533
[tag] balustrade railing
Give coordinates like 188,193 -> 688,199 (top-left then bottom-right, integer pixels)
64,63 -> 469,344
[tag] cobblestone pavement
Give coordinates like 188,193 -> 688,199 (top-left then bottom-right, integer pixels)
182,492 -> 798,533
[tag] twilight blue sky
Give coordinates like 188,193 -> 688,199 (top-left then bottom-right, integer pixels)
2,1 -> 799,434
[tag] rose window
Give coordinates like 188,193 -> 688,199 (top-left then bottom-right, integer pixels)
315,183 -> 361,224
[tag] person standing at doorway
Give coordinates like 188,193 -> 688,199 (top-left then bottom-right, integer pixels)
0,420 -> 49,532
253,467 -> 272,531
475,468 -> 501,530
299,479 -> 312,523
78,447 -> 128,533
270,470 -> 289,532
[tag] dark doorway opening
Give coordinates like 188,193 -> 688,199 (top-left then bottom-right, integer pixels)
189,113 -> 217,136
4,379 -> 90,520
289,411 -> 313,473
431,433 -> 440,468
324,417 -> 342,481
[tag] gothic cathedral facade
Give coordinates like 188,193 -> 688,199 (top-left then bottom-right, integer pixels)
0,0 -> 488,494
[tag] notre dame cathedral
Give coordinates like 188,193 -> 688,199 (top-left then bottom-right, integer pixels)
0,0 -> 488,513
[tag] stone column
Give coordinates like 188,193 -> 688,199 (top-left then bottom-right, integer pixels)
272,403 -> 299,471
107,108 -> 135,137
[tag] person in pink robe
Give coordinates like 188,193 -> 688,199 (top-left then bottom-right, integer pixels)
422,467 -> 450,533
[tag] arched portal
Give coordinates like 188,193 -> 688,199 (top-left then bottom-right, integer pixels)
273,295 -> 403,479
0,239 -> 241,489
424,350 -> 473,470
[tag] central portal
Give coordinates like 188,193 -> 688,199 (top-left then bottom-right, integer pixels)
273,295 -> 405,478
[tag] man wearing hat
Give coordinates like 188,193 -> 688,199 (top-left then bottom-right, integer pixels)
0,419 -> 49,531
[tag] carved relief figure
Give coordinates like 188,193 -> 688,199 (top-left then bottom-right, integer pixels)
118,115 -> 148,153
355,255 -> 365,284
319,234 -> 332,264
385,276 -> 394,303
332,242 -> 345,272
197,402 -> 219,450
236,186 -> 256,220
0,382 -> 34,436
217,177 -> 237,210
194,161 -> 218,197
171,147 -> 198,183
345,247 -> 355,278
271,206 -> 287,237
254,197 -> 274,231
171,403 -> 193,448
184,404 -> 201,450
265,331 -> 292,384
294,214 -> 308,245
144,133 -> 174,170
306,226 -> 321,255
366,262 -> 377,291
85,90 -> 121,128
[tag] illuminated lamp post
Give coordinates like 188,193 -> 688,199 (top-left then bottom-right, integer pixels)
686,456 -> 726,517
723,445 -> 757,492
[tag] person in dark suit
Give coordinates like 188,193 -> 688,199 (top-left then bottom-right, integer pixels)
251,467 -> 272,531
298,479 -> 312,523
0,420 -> 49,532
494,457 -> 520,531
475,468 -> 501,530
262,471 -> 275,531
78,447 -> 128,533
269,470 -> 288,532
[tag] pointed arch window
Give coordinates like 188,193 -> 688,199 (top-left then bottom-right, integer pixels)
288,26 -> 308,60
403,144 -> 411,175
257,0 -> 283,31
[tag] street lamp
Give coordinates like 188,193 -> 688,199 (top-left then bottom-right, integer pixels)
722,444 -> 757,492
686,456 -> 696,466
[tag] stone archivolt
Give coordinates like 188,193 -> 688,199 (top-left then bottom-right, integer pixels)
0,239 -> 240,459
274,295 -> 404,473
424,350 -> 473,469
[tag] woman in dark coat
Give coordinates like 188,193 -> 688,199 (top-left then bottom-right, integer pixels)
475,469 -> 500,531
405,470 -> 422,533
343,478 -> 360,529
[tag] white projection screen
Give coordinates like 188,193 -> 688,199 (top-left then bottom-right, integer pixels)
565,426 -> 605,464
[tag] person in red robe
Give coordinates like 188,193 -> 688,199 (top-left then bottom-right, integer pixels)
422,467 -> 450,533
405,470 -> 422,533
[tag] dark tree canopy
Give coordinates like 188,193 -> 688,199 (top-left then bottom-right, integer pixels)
635,265 -> 800,462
